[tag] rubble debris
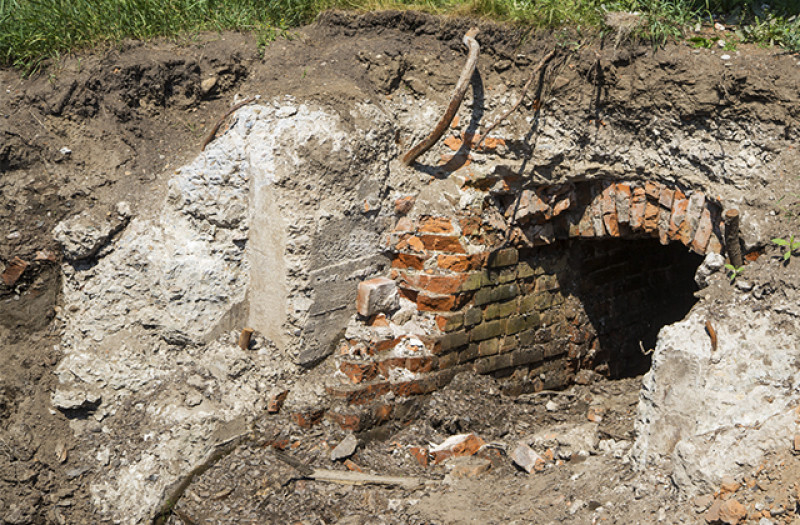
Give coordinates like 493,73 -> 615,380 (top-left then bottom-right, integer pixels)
267,390 -> 289,414
238,327 -> 254,350
511,442 -> 545,474
331,434 -> 359,461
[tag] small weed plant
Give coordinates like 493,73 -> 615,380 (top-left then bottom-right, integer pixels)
724,263 -> 744,281
772,235 -> 800,262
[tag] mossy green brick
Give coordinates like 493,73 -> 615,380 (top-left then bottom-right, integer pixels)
517,261 -> 535,279
474,284 -> 518,306
436,330 -> 469,354
464,307 -> 483,327
484,299 -> 517,321
470,319 -> 506,342
488,248 -> 519,268
478,337 -> 501,356
459,272 -> 488,292
506,313 -> 541,335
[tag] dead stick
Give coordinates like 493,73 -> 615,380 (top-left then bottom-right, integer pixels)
201,97 -> 257,151
307,469 -> 423,490
238,327 -> 254,350
724,209 -> 743,269
476,50 -> 555,150
401,28 -> 480,166
271,449 -> 423,489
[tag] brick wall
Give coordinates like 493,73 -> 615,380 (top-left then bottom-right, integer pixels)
323,180 -> 722,430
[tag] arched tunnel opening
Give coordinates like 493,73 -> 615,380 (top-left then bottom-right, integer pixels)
543,237 -> 704,380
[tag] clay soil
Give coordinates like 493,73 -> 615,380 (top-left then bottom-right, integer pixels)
2,10 -> 800,524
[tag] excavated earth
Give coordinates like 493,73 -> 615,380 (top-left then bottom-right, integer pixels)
2,10 -> 800,525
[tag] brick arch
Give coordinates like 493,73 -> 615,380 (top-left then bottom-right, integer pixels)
322,180 -> 722,431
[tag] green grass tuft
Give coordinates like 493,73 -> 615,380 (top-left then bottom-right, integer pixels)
1,0 -> 799,72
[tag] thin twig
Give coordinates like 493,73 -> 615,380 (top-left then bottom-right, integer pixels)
476,49 -> 555,150
401,28 -> 480,166
201,97 -> 258,151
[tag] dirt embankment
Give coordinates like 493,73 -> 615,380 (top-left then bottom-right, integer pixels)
2,10 -> 800,524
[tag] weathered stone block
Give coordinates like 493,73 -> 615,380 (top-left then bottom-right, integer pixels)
357,277 -> 399,317
615,183 -> 632,223
691,208 -> 713,254
630,187 -> 647,230
517,261 -> 535,279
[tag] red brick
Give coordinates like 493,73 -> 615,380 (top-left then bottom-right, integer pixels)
615,183 -> 632,224
417,235 -> 466,253
691,208 -> 713,254
601,182 -> 619,237
267,390 -> 289,413
377,356 -> 434,376
629,187 -> 647,230
330,382 -> 391,406
668,191 -> 689,241
678,192 -> 706,246
395,196 -> 416,215
643,201 -> 660,233
392,253 -> 427,270
391,377 -> 438,397
654,187 -> 674,243
398,286 -> 418,303
707,235 -> 723,254
418,216 -> 454,234
402,273 -> 467,295
294,409 -> 326,428
417,292 -> 458,312
340,362 -> 379,384
393,217 -> 414,233
373,337 -> 405,354
437,253 -> 484,272
645,181 -> 661,200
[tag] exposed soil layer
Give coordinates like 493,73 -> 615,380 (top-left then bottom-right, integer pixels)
2,9 -> 800,524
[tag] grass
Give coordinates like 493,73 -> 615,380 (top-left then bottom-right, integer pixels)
1,0 -> 799,72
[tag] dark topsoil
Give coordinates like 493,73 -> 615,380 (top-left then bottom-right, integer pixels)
1,10 -> 800,524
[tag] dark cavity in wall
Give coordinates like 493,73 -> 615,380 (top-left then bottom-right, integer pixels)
528,238 -> 702,380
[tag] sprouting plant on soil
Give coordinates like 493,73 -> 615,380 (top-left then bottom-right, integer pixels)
772,235 -> 800,261
776,192 -> 800,218
724,263 -> 744,282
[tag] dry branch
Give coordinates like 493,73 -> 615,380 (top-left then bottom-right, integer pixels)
401,28 -> 480,166
272,449 -> 423,489
476,50 -> 555,150
201,96 -> 258,151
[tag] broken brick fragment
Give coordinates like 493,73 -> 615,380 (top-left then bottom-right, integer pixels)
343,459 -> 363,472
394,196 -> 416,215
294,409 -> 326,428
267,389 -> 289,414
1,257 -> 28,286
629,187 -> 647,231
